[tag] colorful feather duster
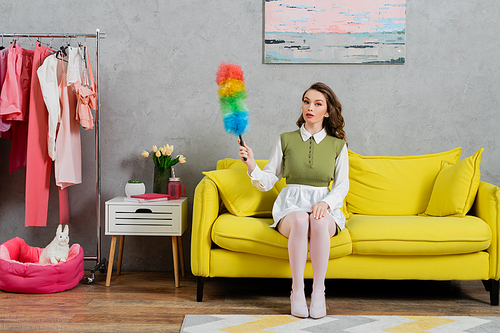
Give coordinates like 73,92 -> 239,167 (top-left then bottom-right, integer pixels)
216,61 -> 250,159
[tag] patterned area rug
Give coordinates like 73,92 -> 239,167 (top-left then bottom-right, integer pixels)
180,315 -> 500,332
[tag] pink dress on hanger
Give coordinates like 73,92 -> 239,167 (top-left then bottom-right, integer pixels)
0,43 -> 33,122
55,57 -> 82,189
0,47 -> 11,139
0,43 -> 34,173
0,48 -> 8,89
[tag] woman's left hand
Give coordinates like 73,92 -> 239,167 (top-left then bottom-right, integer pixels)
311,201 -> 330,220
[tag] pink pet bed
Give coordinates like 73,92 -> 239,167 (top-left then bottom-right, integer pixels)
0,237 -> 84,293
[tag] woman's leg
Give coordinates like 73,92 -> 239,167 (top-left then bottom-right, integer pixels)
278,211 -> 310,317
308,213 -> 337,318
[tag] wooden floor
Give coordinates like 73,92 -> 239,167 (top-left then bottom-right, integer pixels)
1,271 -> 499,332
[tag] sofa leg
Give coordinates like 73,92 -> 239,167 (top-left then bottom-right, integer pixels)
491,280 -> 499,306
482,279 -> 491,292
197,277 -> 205,302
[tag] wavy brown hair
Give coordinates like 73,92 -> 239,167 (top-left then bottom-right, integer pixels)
296,82 -> 347,142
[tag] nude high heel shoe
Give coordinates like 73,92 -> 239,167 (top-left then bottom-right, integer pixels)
309,291 -> 326,319
290,291 -> 309,318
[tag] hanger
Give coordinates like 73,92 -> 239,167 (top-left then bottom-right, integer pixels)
56,49 -> 68,62
55,35 -> 68,60
36,36 -> 53,49
28,34 -> 36,47
0,34 -> 4,50
36,38 -> 56,54
59,45 -> 68,56
56,43 -> 68,62
83,44 -> 90,87
81,38 -> 88,83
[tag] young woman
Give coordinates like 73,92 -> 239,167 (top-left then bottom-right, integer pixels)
238,82 -> 349,319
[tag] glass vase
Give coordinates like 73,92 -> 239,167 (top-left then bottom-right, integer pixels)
153,166 -> 171,194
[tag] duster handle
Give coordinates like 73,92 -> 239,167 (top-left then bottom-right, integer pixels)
239,135 -> 247,161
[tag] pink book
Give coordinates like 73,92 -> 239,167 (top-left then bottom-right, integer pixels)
130,193 -> 171,200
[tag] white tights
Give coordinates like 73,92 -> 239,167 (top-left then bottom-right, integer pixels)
278,211 -> 337,307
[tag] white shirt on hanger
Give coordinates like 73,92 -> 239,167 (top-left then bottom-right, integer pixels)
37,54 -> 59,161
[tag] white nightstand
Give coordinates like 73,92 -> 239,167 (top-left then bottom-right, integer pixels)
104,196 -> 188,287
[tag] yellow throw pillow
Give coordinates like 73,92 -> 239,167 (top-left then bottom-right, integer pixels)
424,148 -> 484,217
340,196 -> 351,220
216,158 -> 287,192
203,169 -> 279,217
347,147 -> 462,215
216,158 -> 269,170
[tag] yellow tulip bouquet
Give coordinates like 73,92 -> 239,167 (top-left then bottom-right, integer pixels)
142,144 -> 186,193
142,144 -> 186,170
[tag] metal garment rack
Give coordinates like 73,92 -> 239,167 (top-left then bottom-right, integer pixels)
2,30 -> 106,283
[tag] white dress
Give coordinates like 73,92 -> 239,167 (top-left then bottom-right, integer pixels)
249,125 -> 349,230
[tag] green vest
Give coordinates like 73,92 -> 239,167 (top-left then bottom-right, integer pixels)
280,130 -> 345,187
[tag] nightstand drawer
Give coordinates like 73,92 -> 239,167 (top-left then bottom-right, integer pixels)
105,197 -> 187,236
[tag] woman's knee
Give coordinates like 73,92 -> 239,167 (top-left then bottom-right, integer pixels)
310,215 -> 336,235
286,212 -> 310,231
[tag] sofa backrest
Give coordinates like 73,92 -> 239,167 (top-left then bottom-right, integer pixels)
216,147 -> 463,218
347,147 -> 462,215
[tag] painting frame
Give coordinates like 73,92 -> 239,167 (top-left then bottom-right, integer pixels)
264,0 -> 406,64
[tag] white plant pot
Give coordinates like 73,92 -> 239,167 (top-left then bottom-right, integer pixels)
125,183 -> 146,197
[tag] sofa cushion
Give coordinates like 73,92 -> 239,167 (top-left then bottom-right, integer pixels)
211,213 -> 352,260
347,214 -> 491,256
347,148 -> 462,215
424,148 -> 483,217
203,169 -> 280,217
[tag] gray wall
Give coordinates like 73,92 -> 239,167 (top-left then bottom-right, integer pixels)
1,1 -> 499,273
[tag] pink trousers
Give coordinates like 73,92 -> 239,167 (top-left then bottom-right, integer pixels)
25,43 -> 69,227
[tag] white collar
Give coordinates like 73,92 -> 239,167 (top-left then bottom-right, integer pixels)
300,124 -> 327,143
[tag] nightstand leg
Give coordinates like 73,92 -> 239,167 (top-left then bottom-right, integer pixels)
172,236 -> 180,287
178,235 -> 185,277
106,235 -> 117,287
117,235 -> 125,276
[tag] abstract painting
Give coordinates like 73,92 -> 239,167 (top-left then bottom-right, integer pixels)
265,0 -> 406,64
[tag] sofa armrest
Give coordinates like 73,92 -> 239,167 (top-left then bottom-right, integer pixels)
470,181 -> 500,280
191,176 -> 221,277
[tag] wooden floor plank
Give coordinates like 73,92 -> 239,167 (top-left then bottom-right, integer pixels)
0,271 -> 499,333
69,314 -> 185,324
0,323 -> 181,333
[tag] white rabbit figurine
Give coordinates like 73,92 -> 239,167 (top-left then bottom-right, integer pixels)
39,224 -> 70,265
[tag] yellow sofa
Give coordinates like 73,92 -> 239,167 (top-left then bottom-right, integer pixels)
191,147 -> 500,304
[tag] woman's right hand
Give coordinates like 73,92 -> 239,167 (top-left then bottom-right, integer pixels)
238,139 -> 256,173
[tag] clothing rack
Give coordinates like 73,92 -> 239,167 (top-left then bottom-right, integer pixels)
2,30 -> 106,283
